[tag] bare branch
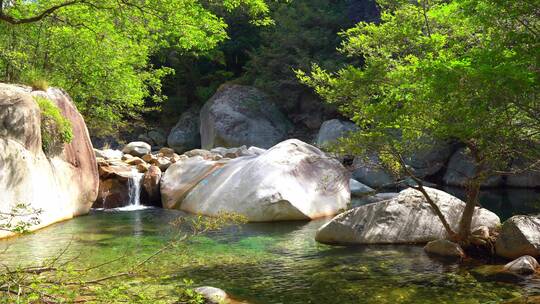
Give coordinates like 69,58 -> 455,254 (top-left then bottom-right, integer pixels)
0,1 -> 83,25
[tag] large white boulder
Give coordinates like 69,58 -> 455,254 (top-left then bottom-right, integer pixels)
161,139 -> 350,221
496,215 -> 540,259
200,84 -> 292,149
0,83 -> 98,238
316,187 -> 500,245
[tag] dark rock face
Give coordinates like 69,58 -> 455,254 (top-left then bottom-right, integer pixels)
142,165 -> 162,205
352,155 -> 396,188
506,158 -> 540,188
167,107 -> 201,154
443,148 -> 504,187
95,178 -> 130,209
200,84 -> 292,149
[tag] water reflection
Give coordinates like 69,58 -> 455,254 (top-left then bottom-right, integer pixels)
0,193 -> 539,303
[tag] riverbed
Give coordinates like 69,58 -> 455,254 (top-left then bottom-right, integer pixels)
1,189 -> 539,303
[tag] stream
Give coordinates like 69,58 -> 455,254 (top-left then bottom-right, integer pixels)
1,189 -> 539,303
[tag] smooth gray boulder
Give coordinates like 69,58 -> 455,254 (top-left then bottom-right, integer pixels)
404,140 -> 455,178
503,256 -> 539,275
200,84 -> 292,149
167,108 -> 201,154
350,179 -> 374,197
443,148 -> 503,187
424,239 -> 465,259
352,155 -> 395,188
122,141 -> 151,157
316,119 -> 358,147
316,187 -> 500,245
496,215 -> 540,259
148,129 -> 167,147
161,139 -> 350,222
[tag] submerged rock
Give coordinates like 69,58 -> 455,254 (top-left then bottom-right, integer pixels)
0,83 -> 98,237
161,139 -> 350,221
316,187 -> 500,245
504,256 -> 539,275
200,84 -> 292,149
424,239 -> 465,259
496,215 -> 540,259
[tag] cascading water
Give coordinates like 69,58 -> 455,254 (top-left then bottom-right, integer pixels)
128,169 -> 144,206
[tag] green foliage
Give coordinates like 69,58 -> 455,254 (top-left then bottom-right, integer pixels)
0,0 -> 271,135
244,0 -> 359,109
299,0 -> 539,176
35,96 -> 73,156
300,0 -> 539,240
0,203 -> 42,234
177,279 -> 205,304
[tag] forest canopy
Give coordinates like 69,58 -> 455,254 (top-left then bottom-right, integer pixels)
0,0 -> 271,134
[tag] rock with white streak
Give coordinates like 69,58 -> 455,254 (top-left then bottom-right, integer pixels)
316,187 -> 500,245
161,139 -> 350,221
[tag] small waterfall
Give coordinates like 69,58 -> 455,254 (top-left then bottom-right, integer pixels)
128,169 -> 144,207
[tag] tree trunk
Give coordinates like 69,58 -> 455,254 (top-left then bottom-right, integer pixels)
457,142 -> 486,244
457,179 -> 481,243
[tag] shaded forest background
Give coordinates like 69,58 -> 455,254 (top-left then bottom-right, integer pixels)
148,0 -> 379,142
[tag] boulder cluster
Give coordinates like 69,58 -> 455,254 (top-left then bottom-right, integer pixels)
94,143 -> 258,208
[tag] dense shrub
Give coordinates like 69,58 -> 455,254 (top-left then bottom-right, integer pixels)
34,96 -> 73,156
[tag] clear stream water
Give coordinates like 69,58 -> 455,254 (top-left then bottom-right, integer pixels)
1,189 -> 540,304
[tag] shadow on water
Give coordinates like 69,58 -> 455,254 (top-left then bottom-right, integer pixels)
443,187 -> 540,221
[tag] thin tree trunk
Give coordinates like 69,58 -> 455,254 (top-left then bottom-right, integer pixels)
457,179 -> 481,242
395,151 -> 458,239
457,142 -> 486,244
